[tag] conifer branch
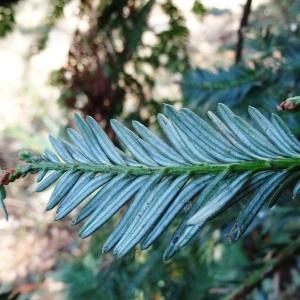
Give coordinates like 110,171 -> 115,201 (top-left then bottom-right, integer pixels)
1,103 -> 300,259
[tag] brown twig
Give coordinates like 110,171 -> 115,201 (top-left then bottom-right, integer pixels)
278,96 -> 300,112
0,168 -> 16,185
235,0 -> 252,64
225,236 -> 300,300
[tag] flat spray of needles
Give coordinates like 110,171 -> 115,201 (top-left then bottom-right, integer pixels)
1,103 -> 300,261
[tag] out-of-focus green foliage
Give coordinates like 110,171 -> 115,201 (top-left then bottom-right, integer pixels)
182,43 -> 300,122
182,0 -> 300,134
192,0 -> 206,16
42,0 -> 200,128
182,64 -> 268,110
59,228 -> 250,300
0,1 -> 17,37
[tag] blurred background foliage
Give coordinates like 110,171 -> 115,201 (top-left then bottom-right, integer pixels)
46,0 -> 191,131
182,0 -> 300,134
1,0 -> 300,299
